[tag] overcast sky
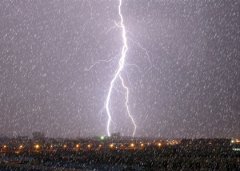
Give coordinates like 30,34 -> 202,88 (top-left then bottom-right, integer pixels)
0,0 -> 239,138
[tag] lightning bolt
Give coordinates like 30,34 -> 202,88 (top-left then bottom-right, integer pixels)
105,0 -> 136,137
119,75 -> 136,136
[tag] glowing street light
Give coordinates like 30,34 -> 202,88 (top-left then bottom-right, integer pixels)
109,143 -> 114,148
34,144 -> 40,150
130,143 -> 135,148
231,138 -> 240,144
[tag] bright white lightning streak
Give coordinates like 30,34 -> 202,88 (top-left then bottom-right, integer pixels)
105,0 -> 136,137
119,74 -> 136,136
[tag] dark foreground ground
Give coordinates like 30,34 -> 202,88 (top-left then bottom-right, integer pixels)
1,148 -> 239,170
0,140 -> 239,170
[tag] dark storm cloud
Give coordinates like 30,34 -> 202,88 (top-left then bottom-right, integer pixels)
0,0 -> 239,138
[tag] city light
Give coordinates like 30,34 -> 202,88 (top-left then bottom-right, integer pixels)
230,138 -> 240,144
130,143 -> 135,148
233,148 -> 240,152
34,144 -> 40,149
109,143 -> 114,148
